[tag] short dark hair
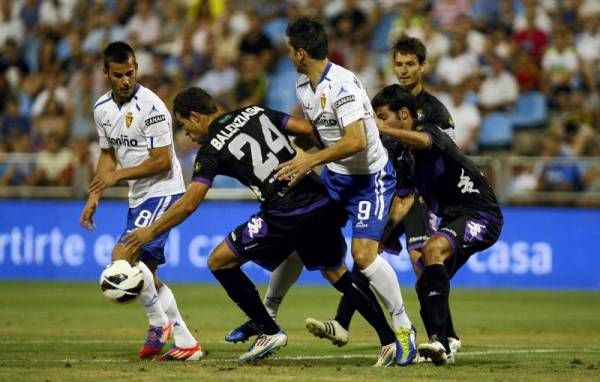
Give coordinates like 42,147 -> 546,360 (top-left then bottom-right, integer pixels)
173,87 -> 218,118
371,84 -> 417,118
103,41 -> 136,69
286,17 -> 328,60
392,35 -> 427,64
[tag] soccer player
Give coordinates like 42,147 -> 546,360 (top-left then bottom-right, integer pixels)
122,87 -> 404,366
227,18 -> 417,366
371,84 -> 503,365
79,41 -> 202,361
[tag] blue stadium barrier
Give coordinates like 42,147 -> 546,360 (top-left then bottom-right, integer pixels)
511,91 -> 547,129
0,200 -> 599,290
479,112 -> 514,149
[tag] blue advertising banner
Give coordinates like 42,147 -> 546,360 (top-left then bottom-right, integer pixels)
0,200 -> 599,290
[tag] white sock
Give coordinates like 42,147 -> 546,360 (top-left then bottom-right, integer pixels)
158,285 -> 197,348
360,256 -> 412,331
137,261 -> 169,327
263,252 -> 304,319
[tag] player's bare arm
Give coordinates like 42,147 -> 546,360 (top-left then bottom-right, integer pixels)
377,123 -> 430,150
80,148 -> 118,230
275,119 -> 367,185
285,117 -> 323,149
88,145 -> 173,194
122,181 -> 209,253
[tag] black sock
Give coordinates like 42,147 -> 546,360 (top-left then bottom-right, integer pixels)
212,267 -> 279,335
334,266 -> 364,329
446,309 -> 459,340
423,264 -> 450,350
415,276 -> 432,338
333,271 -> 396,346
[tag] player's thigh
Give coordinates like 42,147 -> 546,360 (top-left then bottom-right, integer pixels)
294,203 -> 348,272
226,213 -> 295,271
208,240 -> 244,270
403,198 -> 435,253
117,194 -> 182,265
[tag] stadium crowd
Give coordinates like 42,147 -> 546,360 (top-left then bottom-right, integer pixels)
0,0 -> 599,204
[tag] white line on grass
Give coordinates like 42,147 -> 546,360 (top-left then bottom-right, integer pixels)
1,348 -> 599,364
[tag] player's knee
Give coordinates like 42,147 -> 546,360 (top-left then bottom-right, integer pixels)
422,235 -> 452,265
351,248 -> 377,269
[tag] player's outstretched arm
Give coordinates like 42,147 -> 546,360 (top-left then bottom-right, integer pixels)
275,119 -> 366,184
377,123 -> 430,150
81,148 -> 118,230
122,181 -> 209,253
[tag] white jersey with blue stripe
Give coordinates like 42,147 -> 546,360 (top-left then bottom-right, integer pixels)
93,84 -> 185,207
296,62 -> 388,175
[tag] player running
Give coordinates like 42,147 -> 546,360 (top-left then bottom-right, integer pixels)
372,84 -> 503,365
123,87 -> 405,366
80,41 -> 202,361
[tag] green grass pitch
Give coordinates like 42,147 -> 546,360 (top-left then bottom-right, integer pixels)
1,281 -> 599,381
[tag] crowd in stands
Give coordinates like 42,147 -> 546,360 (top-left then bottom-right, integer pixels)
0,0 -> 599,205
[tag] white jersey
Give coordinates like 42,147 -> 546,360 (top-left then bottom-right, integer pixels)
296,62 -> 388,175
93,84 -> 185,207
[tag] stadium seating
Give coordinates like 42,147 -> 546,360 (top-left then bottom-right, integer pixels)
511,91 -> 548,129
479,112 -> 514,149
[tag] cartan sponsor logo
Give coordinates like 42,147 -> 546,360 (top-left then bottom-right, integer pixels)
145,114 -> 166,126
334,95 -> 355,108
108,135 -> 138,147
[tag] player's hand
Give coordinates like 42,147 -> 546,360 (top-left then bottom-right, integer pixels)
88,171 -> 119,194
122,227 -> 154,253
80,198 -> 98,231
275,150 -> 313,187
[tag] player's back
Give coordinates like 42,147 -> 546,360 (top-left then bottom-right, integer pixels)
93,85 -> 185,207
193,106 -> 326,211
296,62 -> 388,175
415,89 -> 455,141
411,123 -> 501,220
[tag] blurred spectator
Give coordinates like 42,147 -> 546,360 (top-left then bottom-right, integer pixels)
429,0 -> 471,31
387,2 -> 426,46
38,0 -> 77,38
31,72 -> 68,118
239,12 -> 274,70
439,83 -> 481,154
478,55 -> 519,112
348,44 -> 380,98
541,28 -> 580,96
19,0 -> 41,32
195,53 -> 239,108
1,132 -> 35,186
69,71 -> 97,139
0,97 -> 30,140
0,0 -> 25,47
513,0 -> 552,34
69,137 -> 94,198
234,53 -> 268,107
125,0 -> 162,49
28,133 -> 74,186
512,5 -> 549,63
436,37 -> 479,88
32,97 -> 69,140
536,131 -> 583,192
329,0 -> 369,42
406,17 -> 449,72
513,50 -> 542,92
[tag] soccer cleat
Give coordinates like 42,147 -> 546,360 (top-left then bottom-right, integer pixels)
305,318 -> 349,347
448,337 -> 462,354
238,330 -> 288,363
395,326 -> 417,366
373,342 -> 397,367
225,319 -> 261,343
139,322 -> 173,359
157,343 -> 204,361
417,338 -> 449,366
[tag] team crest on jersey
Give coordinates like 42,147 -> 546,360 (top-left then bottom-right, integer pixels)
320,93 -> 326,110
125,112 -> 134,128
194,162 -> 201,173
448,116 -> 454,127
416,109 -> 424,121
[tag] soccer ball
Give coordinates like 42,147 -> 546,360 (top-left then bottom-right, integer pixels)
99,260 -> 144,304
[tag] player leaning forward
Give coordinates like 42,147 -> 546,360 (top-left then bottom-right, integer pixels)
80,41 -> 202,361
123,87 -> 404,365
372,84 -> 504,365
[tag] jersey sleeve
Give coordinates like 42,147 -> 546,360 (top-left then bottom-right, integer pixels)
191,147 -> 219,187
423,99 -> 455,131
263,108 -> 290,132
421,124 -> 447,152
332,80 -> 365,128
94,109 -> 111,149
142,102 -> 173,149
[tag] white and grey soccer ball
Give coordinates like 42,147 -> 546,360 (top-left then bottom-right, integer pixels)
99,260 -> 144,304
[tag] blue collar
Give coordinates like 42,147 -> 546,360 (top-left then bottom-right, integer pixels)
112,84 -> 141,110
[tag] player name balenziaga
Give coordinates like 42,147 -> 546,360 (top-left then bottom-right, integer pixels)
211,106 -> 263,150
334,95 -> 355,108
145,114 -> 166,126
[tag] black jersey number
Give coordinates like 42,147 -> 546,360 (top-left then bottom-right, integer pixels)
228,115 -> 294,181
